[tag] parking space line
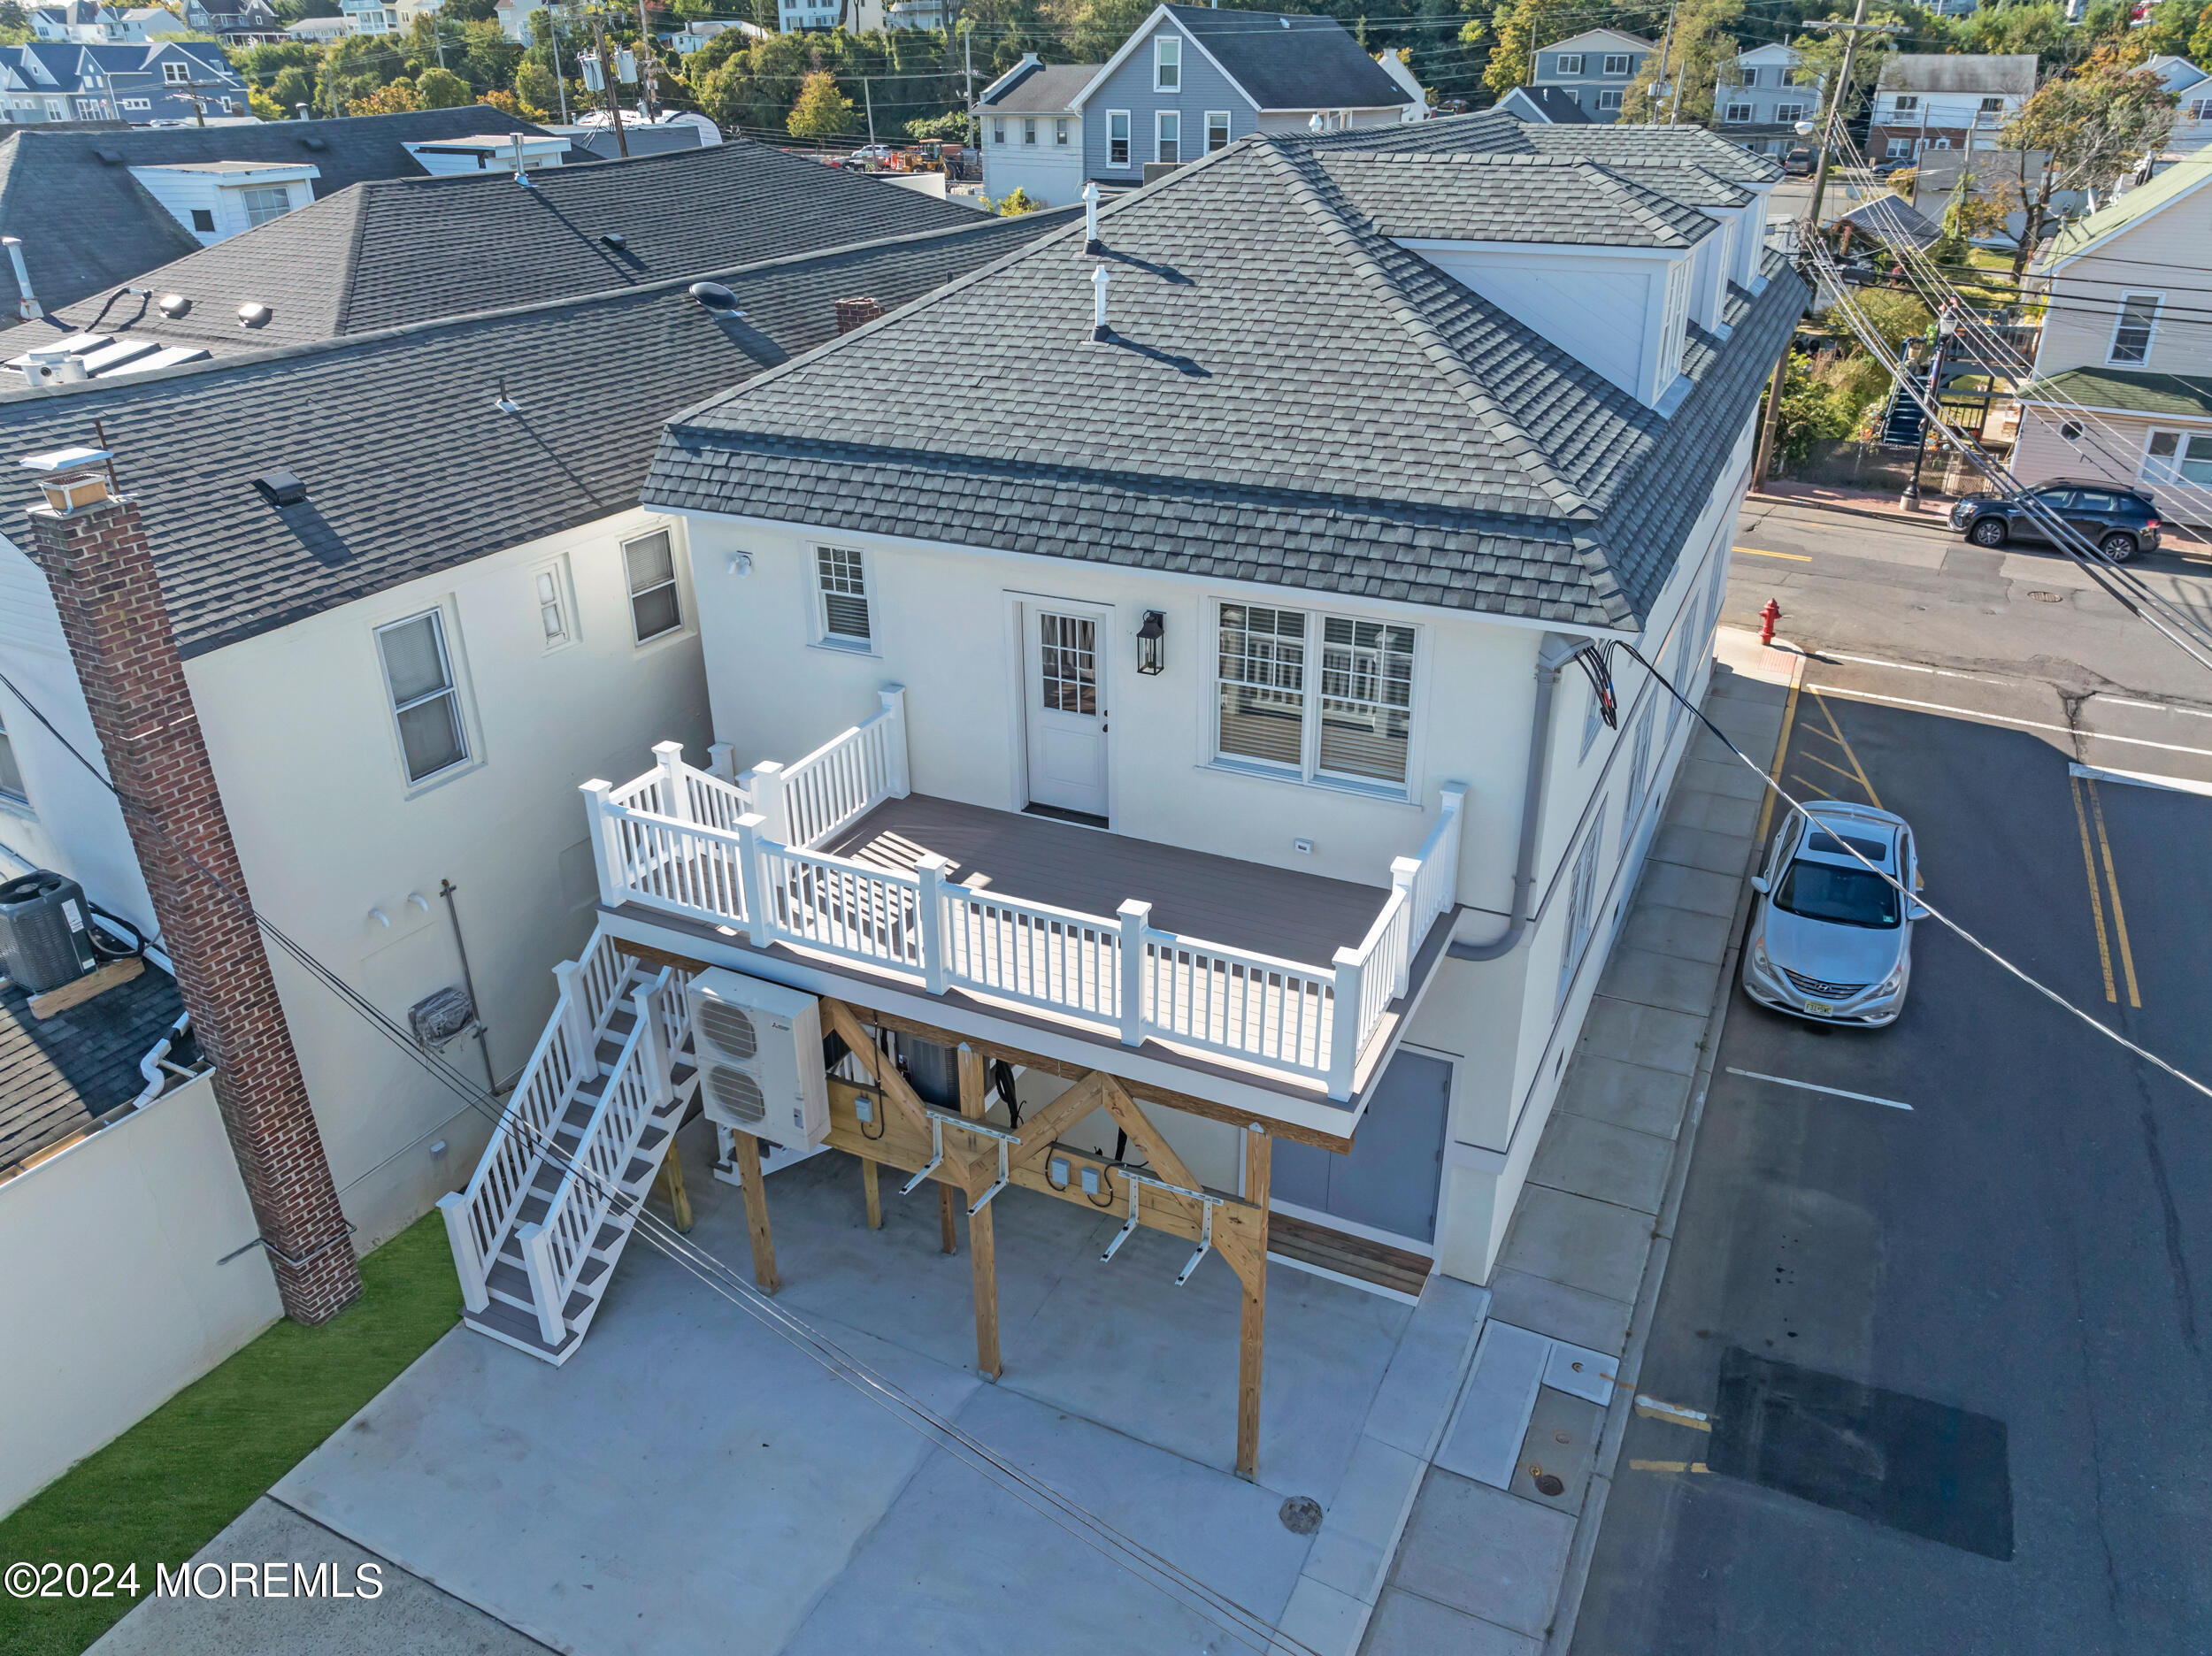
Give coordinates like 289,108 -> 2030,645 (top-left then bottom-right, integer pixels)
2070,773 -> 2119,1004
2068,762 -> 2212,799
1826,653 -> 2001,683
1796,748 -> 1871,793
2096,696 -> 2212,720
1724,1068 -> 1914,1111
1811,691 -> 1884,809
1755,678 -> 1803,844
1786,771 -> 1833,799
2085,779 -> 2142,1009
1736,546 -> 1813,562
1805,686 -> 2212,759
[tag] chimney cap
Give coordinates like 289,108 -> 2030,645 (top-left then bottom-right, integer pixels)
19,444 -> 111,473
250,469 -> 307,506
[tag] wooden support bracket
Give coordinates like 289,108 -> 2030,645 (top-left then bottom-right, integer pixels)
1238,1123 -> 1271,1482
735,1131 -> 779,1294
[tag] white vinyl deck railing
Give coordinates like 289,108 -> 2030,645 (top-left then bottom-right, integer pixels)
582,691 -> 1464,1100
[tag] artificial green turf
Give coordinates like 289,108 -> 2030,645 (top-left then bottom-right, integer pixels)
0,1209 -> 459,1656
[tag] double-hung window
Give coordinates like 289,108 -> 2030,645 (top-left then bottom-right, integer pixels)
0,706 -> 27,804
2146,430 -> 2212,487
1055,116 -> 1069,145
1156,110 -> 1179,165
1023,117 -> 1036,145
1558,809 -> 1605,1002
1154,34 -> 1179,91
1555,52 -> 1583,74
2109,294 -> 2160,365
992,117 -> 1005,145
1597,88 -> 1623,112
816,545 -> 872,646
1724,101 -> 1754,124
624,530 -> 683,642
1892,94 -> 1918,114
163,59 -> 189,82
1206,110 -> 1230,152
377,610 -> 469,785
1621,702 -> 1654,851
1774,102 -> 1804,124
533,560 -> 572,648
1215,602 -> 1415,788
1108,110 -> 1130,167
1602,53 -> 1630,75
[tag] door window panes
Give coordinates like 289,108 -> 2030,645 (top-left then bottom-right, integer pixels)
1038,614 -> 1098,714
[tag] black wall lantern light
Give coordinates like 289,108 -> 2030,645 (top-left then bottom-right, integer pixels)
1136,610 -> 1166,675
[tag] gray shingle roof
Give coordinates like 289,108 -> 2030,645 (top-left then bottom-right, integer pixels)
1317,151 -> 1717,247
980,61 -> 1101,113
1294,109 -> 1786,184
1163,6 -> 1411,111
0,107 -> 549,318
643,136 -> 1805,631
0,209 -> 1072,658
1,961 -> 187,1176
1502,86 -> 1594,124
1879,53 -> 2038,96
41,137 -> 1002,356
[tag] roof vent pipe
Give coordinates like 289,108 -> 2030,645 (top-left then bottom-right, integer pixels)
1090,263 -> 1110,341
511,131 -> 534,188
1081,180 -> 1102,255
1448,633 -> 1579,963
2,236 -> 42,321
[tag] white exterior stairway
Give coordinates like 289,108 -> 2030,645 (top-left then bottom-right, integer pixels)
439,928 -> 697,1365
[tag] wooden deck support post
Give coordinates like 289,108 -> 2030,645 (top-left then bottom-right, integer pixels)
862,1155 -> 881,1229
735,1131 -> 780,1294
1237,1123 -> 1271,1481
657,1135 -> 694,1234
938,1184 -> 958,1254
959,1043 -> 1002,1381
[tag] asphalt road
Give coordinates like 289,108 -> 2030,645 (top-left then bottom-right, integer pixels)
1572,499 -> 2212,1654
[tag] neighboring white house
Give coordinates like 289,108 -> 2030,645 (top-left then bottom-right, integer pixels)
529,111 -> 1797,1326
977,55 -> 1097,208
340,0 -> 396,34
2147,55 -> 2212,154
2014,155 -> 2212,527
1712,42 -> 1823,156
669,18 -> 769,54
1868,52 -> 2038,161
125,158 -> 319,243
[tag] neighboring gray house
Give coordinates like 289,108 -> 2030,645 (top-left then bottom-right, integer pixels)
1495,84 -> 1592,125
1063,5 -> 1415,190
1713,42 -> 1822,156
1529,27 -> 1655,124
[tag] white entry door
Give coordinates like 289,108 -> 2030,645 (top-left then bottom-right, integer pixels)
1024,603 -> 1110,819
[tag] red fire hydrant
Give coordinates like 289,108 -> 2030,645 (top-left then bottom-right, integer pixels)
1759,598 -> 1782,647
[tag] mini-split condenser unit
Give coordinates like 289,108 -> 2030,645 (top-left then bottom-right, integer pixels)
687,969 -> 830,1149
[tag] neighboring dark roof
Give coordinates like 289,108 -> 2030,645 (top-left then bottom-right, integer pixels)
1837,193 -> 1939,249
2019,366 -> 2212,419
42,138 -> 1003,356
1161,6 -> 1411,111
0,208 -> 1074,658
1317,151 -> 1717,247
0,108 -> 549,317
980,61 -> 1101,113
1500,85 -> 1594,124
642,135 -> 1804,632
1293,107 -> 1786,183
0,960 -> 187,1177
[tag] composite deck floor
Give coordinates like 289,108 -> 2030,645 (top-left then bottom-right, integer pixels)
821,794 -> 1392,970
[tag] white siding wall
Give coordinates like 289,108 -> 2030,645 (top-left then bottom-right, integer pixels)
125,166 -> 316,245
980,112 -> 1084,207
2033,182 -> 2212,380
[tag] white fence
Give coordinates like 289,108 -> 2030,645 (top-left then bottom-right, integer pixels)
581,695 -> 1466,1100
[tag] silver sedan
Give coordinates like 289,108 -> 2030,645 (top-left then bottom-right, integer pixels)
1742,801 -> 1925,1027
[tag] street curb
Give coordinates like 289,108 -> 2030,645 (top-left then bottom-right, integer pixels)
1541,653 -> 1807,1656
1748,489 -> 1956,530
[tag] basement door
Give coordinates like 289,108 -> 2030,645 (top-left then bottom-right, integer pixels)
1023,602 -> 1110,820
1272,1048 -> 1452,1245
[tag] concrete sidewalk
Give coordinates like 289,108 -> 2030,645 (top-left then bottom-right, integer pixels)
1359,630 -> 1802,1655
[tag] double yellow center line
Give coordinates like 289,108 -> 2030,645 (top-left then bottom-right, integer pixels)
2070,773 -> 2140,1008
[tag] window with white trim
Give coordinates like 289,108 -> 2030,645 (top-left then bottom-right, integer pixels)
1156,109 -> 1179,165
2186,96 -> 2211,123
623,529 -> 683,642
1582,673 -> 1609,758
1108,109 -> 1129,166
2146,430 -> 2212,487
1555,52 -> 1583,74
236,184 -> 291,227
376,610 -> 469,784
1602,53 -> 1631,74
815,544 -> 871,646
0,706 -> 27,803
1740,66 -> 1762,88
163,59 -> 190,82
2108,293 -> 2161,365
1597,88 -> 1623,112
1892,94 -> 1918,113
1056,116 -> 1069,144
1724,101 -> 1754,123
1774,102 -> 1805,123
992,117 -> 1005,144
1206,109 -> 1230,151
1154,34 -> 1179,91
1214,602 -> 1415,788
1620,701 -> 1654,851
1023,117 -> 1036,145
1558,807 -> 1605,1001
532,557 -> 573,649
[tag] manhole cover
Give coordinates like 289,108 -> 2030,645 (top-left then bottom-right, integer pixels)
1279,1496 -> 1323,1536
1533,1472 -> 1566,1498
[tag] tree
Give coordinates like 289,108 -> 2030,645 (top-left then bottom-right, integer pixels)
1482,0 -> 1606,97
515,58 -> 560,118
349,77 -> 420,115
994,185 -> 1039,214
787,67 -> 855,142
2138,0 -> 2212,56
1618,0 -> 1741,126
905,109 -> 967,142
415,65 -> 472,106
1994,51 -> 2177,272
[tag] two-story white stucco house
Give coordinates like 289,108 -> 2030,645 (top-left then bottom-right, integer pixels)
2013,155 -> 2212,527
1869,53 -> 2038,161
434,112 -> 1793,1382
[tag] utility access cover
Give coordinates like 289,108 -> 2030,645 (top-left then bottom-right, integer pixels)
1709,1346 -> 2014,1560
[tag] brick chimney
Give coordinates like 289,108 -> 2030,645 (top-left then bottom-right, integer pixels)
834,296 -> 884,334
24,460 -> 361,1324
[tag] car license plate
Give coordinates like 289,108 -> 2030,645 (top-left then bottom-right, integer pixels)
1804,1000 -> 1832,1016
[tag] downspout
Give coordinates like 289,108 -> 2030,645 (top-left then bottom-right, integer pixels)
1448,633 -> 1582,962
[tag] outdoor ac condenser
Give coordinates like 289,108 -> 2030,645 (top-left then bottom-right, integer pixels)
686,968 -> 830,1150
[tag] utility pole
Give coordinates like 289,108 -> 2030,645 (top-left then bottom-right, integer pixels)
590,12 -> 629,157
543,10 -> 571,126
1805,0 -> 1888,236
963,17 -> 975,158
636,0 -> 659,123
1655,1 -> 1678,126
863,75 -> 874,143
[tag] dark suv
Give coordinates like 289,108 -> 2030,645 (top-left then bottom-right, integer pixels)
1948,480 -> 2162,562
1783,148 -> 1816,177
